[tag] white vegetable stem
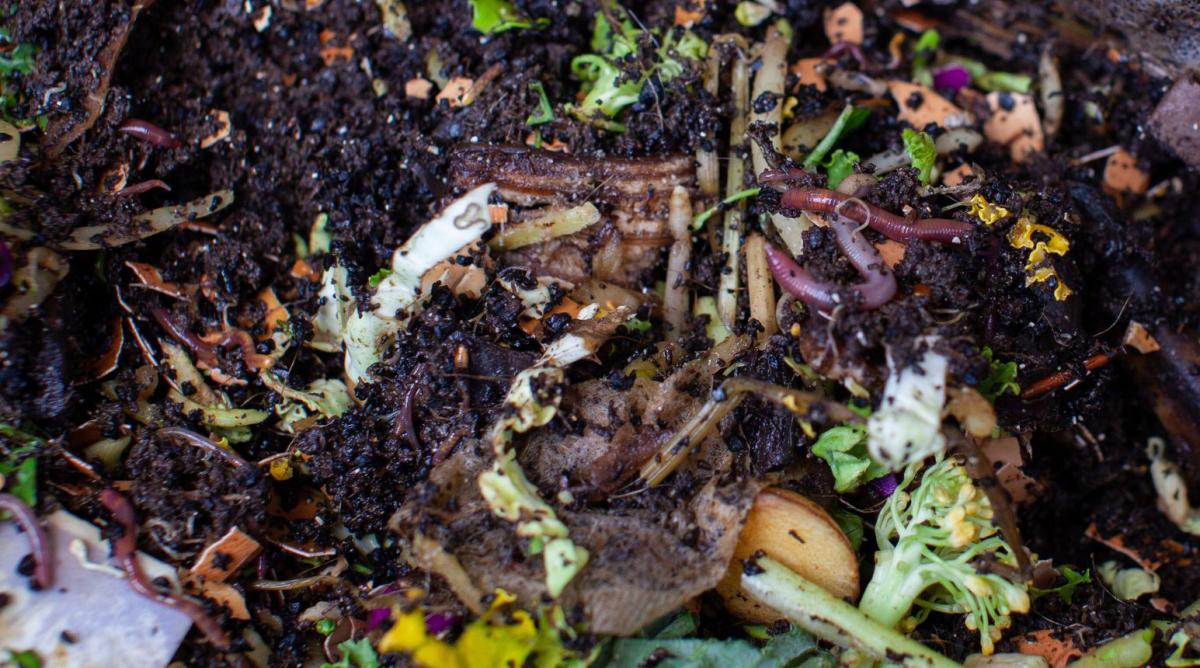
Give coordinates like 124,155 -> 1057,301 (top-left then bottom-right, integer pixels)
744,233 -> 777,340
664,186 -> 693,339
697,46 -> 722,199
867,341 -> 949,470
717,39 -> 750,330
741,556 -> 961,668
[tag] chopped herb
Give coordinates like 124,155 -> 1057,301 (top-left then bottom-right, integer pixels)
525,81 -> 554,126
810,420 -> 888,493
821,149 -> 860,189
976,71 -> 1033,94
901,129 -> 936,185
802,105 -> 870,169
692,187 -> 761,230
316,618 -> 337,636
7,650 -> 41,668
468,0 -> 547,35
977,346 -> 1020,401
1030,566 -> 1090,604
321,638 -> 379,668
368,268 -> 392,288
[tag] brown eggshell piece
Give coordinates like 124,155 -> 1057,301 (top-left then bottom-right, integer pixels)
942,163 -> 975,186
888,80 -> 970,129
1103,148 -> 1149,196
405,78 -> 433,99
983,91 -> 1044,162
875,239 -> 906,268
717,488 -> 860,623
824,2 -> 864,45
791,58 -> 828,93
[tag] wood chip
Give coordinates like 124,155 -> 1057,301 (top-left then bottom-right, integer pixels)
875,240 -> 906,268
942,163 -> 974,186
823,2 -> 864,45
887,80 -> 971,129
1123,320 -> 1160,354
790,58 -> 828,93
983,91 -> 1044,162
190,527 -> 262,583
405,78 -> 433,100
1103,148 -> 1149,196
436,77 -> 474,108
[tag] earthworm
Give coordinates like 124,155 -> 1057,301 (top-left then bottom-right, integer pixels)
98,488 -> 232,649
764,213 -> 897,310
0,493 -> 52,589
117,179 -> 171,196
148,305 -> 219,367
118,119 -> 182,149
157,427 -> 248,468
821,41 -> 871,69
780,187 -> 974,244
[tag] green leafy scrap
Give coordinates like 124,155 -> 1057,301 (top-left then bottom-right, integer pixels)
1030,566 -> 1091,604
568,3 -> 707,130
901,129 -> 936,185
7,650 -> 41,668
0,423 -> 42,512
911,29 -> 940,86
810,422 -> 888,493
801,104 -> 870,170
321,638 -> 379,668
821,149 -> 860,190
606,626 -> 832,668
367,268 -> 392,288
468,0 -> 548,35
977,346 -> 1020,402
692,187 -> 761,230
526,81 -> 554,126
828,506 -> 864,552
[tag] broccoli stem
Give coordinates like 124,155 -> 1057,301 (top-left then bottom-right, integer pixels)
741,556 -> 961,668
857,546 -> 928,629
1064,629 -> 1154,668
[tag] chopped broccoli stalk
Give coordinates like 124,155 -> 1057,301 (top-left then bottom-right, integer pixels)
802,104 -> 869,169
740,556 -> 961,668
976,71 -> 1032,94
858,457 -> 1030,656
1066,629 -> 1154,668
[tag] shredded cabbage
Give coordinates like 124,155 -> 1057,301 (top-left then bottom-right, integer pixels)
867,341 -> 948,470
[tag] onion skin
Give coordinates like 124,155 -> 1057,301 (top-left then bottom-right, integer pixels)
780,187 -> 973,244
0,493 -> 52,589
99,488 -> 232,649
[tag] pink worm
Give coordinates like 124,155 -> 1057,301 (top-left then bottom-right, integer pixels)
0,493 -> 52,589
118,119 -> 182,149
765,214 -> 897,310
781,187 -> 973,244
99,489 -> 232,649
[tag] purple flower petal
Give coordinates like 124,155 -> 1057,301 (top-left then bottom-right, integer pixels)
365,607 -> 391,631
425,611 -> 459,636
0,239 -> 11,288
933,65 -> 971,92
870,473 -> 899,498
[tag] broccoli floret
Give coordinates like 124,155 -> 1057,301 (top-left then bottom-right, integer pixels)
858,456 -> 1030,655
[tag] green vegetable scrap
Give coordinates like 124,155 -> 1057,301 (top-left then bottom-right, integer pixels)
978,346 -> 1020,402
468,0 -> 548,35
858,456 -> 1030,656
567,2 -> 707,131
811,418 -> 888,494
901,129 -> 936,185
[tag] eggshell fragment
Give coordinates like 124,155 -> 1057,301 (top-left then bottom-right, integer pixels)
436,77 -> 474,108
405,78 -> 433,99
942,163 -> 974,186
1103,148 -> 1149,196
983,91 -> 1044,162
875,239 -> 906,268
824,2 -> 864,45
1123,320 -> 1160,354
791,58 -> 828,92
887,80 -> 971,129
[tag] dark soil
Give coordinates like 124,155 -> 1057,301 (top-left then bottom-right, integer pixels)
1,0 -> 1198,665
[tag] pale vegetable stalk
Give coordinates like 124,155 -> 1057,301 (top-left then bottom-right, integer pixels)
717,41 -> 750,329
744,233 -> 777,341
750,26 -> 811,259
1038,48 -> 1063,139
741,557 -> 961,668
1063,629 -> 1153,668
664,186 -> 693,339
696,45 -> 723,199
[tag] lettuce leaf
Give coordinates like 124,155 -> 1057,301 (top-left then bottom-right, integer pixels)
901,128 -> 936,185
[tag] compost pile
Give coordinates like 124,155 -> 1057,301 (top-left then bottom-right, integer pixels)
1,1 -> 1199,666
